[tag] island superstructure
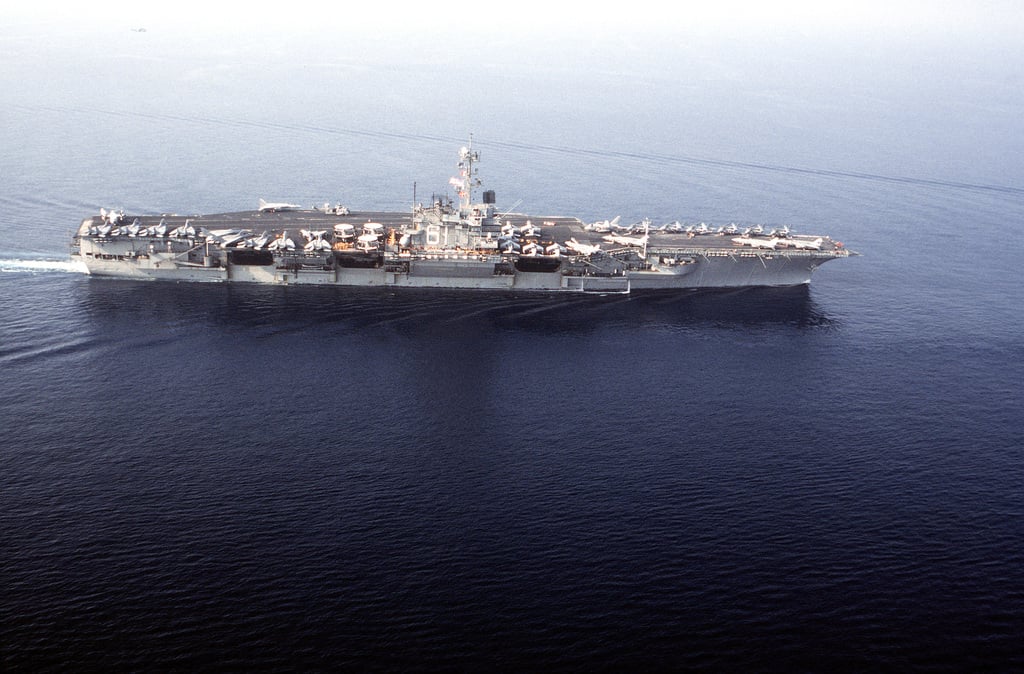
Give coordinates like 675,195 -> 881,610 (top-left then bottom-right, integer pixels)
71,143 -> 855,292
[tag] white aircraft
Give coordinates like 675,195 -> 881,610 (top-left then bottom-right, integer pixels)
564,237 -> 601,256
170,221 -> 196,238
100,207 -> 124,226
585,216 -> 621,232
521,241 -> 542,256
520,221 -> 541,238
268,231 -> 296,250
732,236 -> 781,249
789,237 -> 823,250
305,238 -> 332,252
219,230 -> 254,247
249,232 -> 271,249
258,198 -> 301,212
299,229 -> 330,251
602,232 -> 649,247
603,219 -> 649,248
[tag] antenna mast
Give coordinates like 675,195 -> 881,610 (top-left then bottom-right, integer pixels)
456,134 -> 481,214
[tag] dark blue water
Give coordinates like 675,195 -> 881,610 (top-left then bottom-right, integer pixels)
2,21 -> 1023,671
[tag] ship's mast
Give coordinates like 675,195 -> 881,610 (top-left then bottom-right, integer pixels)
456,135 -> 481,215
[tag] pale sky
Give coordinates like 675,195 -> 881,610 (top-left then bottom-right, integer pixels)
3,0 -> 1020,39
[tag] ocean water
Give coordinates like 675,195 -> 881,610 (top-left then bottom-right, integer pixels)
2,18 -> 1024,671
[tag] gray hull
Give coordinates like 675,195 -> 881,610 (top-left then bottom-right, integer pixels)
74,226 -> 847,292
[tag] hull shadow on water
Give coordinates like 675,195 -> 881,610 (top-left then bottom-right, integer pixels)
77,278 -> 837,335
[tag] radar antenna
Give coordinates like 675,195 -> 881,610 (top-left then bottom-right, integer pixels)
456,134 -> 481,214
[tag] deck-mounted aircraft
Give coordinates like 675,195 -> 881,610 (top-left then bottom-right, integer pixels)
258,198 -> 302,212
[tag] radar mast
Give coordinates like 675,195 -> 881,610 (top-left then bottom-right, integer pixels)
456,135 -> 481,215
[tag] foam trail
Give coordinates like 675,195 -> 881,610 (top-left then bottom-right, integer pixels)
0,258 -> 87,274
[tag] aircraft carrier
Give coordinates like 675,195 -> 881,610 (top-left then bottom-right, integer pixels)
71,143 -> 855,292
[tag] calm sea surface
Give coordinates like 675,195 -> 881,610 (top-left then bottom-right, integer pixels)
2,22 -> 1023,671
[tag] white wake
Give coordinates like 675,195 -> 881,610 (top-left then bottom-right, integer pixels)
0,258 -> 88,274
